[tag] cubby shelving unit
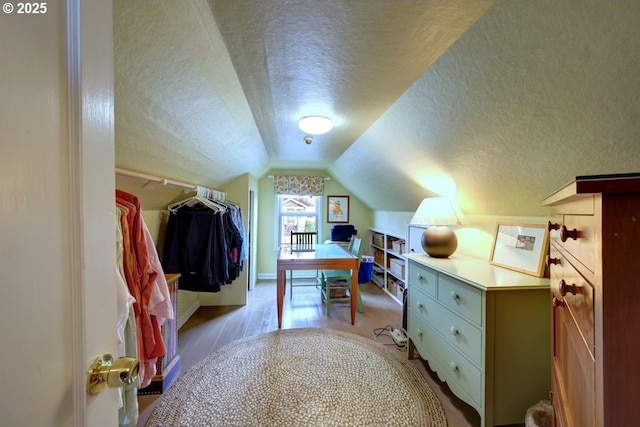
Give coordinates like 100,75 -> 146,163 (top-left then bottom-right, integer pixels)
368,228 -> 406,304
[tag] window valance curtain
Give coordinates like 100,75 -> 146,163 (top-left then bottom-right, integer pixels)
273,175 -> 325,196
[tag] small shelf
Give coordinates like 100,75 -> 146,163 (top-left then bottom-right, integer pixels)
368,228 -> 406,304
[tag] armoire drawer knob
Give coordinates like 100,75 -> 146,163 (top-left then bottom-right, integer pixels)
546,255 -> 561,266
417,301 -> 424,310
560,225 -> 578,242
416,274 -> 424,281
559,279 -> 582,296
450,326 -> 459,336
450,362 -> 459,372
451,291 -> 460,301
548,221 -> 560,231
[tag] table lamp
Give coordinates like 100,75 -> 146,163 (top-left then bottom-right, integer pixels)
410,197 -> 466,258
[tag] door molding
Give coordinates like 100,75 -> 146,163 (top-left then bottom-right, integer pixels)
66,0 -> 88,425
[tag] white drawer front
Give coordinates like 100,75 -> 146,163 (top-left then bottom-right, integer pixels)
409,310 -> 482,406
426,297 -> 482,365
407,260 -> 437,297
407,284 -> 431,322
437,274 -> 482,325
410,284 -> 482,365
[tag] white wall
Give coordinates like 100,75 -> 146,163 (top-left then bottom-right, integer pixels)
372,211 -> 548,262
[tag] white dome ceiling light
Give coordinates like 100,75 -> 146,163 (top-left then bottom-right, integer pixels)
297,116 -> 334,135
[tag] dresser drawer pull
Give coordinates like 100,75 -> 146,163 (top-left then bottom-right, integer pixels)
548,221 -> 560,231
546,255 -> 561,266
450,326 -> 459,336
451,291 -> 460,301
416,274 -> 426,282
416,328 -> 423,337
560,225 -> 579,242
559,279 -> 583,296
417,301 -> 425,310
450,362 -> 459,372
552,296 -> 566,308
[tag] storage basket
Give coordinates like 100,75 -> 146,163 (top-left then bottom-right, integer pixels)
389,258 -> 405,278
373,249 -> 384,266
387,278 -> 398,297
387,277 -> 405,300
392,239 -> 405,254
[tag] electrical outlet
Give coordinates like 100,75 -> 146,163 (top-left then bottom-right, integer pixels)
391,328 -> 407,346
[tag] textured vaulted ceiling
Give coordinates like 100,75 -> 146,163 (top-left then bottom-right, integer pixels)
114,0 -> 640,215
113,0 -> 492,207
206,0 -> 493,168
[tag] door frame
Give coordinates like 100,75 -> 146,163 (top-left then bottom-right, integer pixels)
68,0 -> 120,424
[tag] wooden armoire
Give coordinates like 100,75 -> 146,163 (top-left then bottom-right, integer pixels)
542,173 -> 640,427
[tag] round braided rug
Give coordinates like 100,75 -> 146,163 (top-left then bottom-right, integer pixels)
145,327 -> 447,427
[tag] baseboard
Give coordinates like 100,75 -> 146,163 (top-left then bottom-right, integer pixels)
177,300 -> 200,330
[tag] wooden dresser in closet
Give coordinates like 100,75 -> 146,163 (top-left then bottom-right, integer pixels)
542,173 -> 640,427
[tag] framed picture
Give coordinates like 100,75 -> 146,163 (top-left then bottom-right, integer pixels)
489,222 -> 549,277
327,195 -> 349,223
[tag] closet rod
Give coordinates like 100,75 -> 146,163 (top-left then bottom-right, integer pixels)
115,168 -> 197,191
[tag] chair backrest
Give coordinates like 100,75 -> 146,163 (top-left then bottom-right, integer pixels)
291,231 -> 317,250
348,236 -> 364,259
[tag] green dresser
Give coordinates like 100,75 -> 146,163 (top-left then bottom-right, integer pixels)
406,254 -> 550,427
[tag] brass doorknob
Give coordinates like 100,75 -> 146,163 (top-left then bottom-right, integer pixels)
87,354 -> 139,395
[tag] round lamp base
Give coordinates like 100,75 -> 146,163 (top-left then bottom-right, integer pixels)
421,226 -> 457,258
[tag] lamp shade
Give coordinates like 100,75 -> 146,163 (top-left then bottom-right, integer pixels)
410,197 -> 466,258
298,116 -> 333,135
409,197 -> 466,226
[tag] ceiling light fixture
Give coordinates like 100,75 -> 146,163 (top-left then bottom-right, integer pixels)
297,116 -> 333,135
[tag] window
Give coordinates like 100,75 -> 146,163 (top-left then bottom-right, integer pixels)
277,195 -> 322,246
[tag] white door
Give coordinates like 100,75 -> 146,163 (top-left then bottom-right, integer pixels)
1,1 -> 120,426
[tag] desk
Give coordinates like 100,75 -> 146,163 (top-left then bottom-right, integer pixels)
277,243 -> 359,328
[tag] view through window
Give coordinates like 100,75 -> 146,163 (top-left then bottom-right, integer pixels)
277,195 -> 322,245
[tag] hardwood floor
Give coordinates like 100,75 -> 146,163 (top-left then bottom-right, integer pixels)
137,280 -> 482,427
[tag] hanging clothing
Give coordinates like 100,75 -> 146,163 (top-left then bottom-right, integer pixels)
116,209 -> 138,427
162,201 -> 245,292
115,189 -> 170,388
163,205 -> 228,292
142,219 -> 173,324
230,203 -> 248,265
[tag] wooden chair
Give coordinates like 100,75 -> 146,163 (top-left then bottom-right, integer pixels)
320,236 -> 365,315
289,231 -> 319,299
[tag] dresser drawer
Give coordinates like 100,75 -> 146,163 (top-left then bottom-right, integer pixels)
553,300 -> 595,427
437,274 -> 482,326
549,196 -> 596,274
409,310 -> 482,406
551,253 -> 595,355
561,214 -> 596,274
548,243 -> 564,281
407,284 -> 431,322
409,285 -> 482,364
407,260 -> 437,297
